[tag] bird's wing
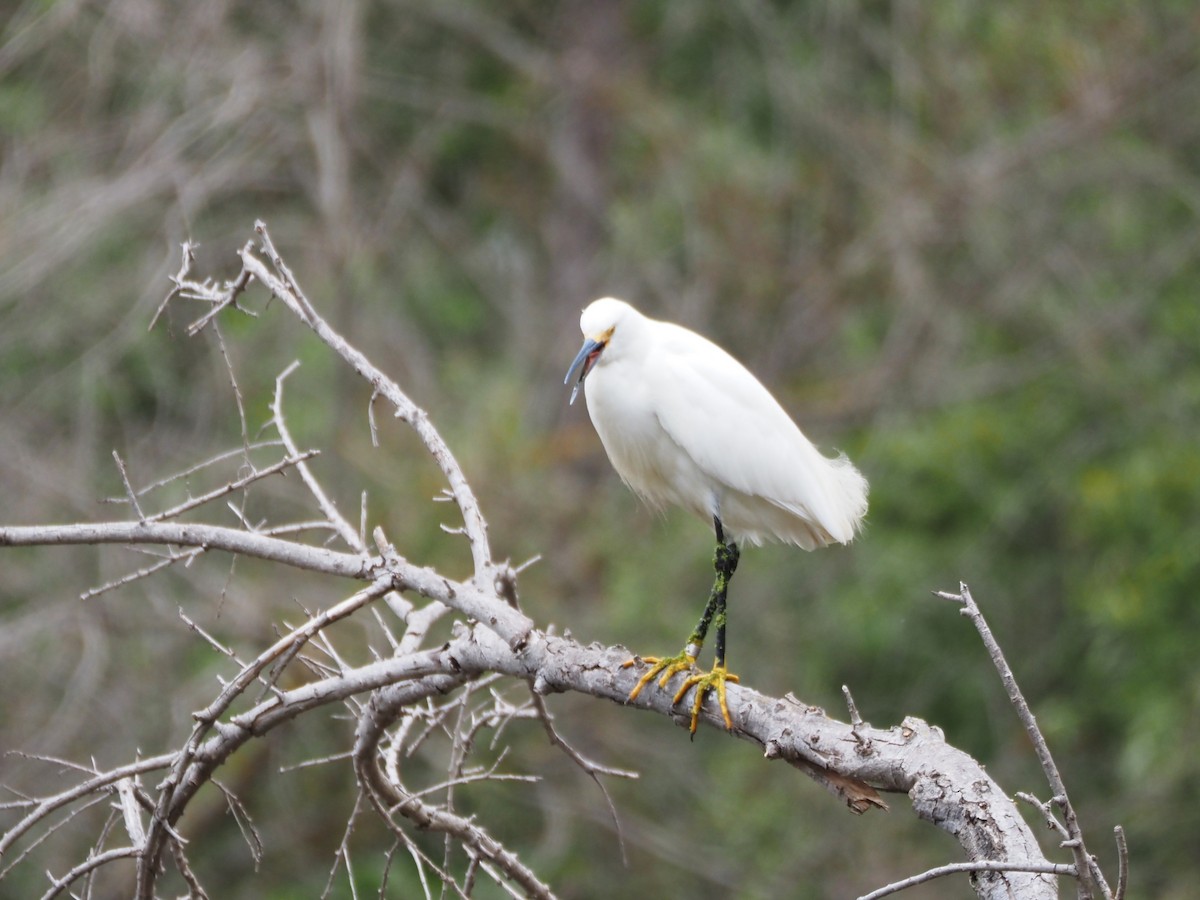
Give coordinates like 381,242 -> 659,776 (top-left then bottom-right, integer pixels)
647,325 -> 865,543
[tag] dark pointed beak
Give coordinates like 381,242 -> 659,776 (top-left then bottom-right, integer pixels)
564,337 -> 604,406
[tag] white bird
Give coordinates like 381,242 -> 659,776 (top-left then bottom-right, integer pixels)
565,297 -> 868,733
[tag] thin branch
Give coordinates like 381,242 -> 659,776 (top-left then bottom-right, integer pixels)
271,362 -> 362,550
214,780 -> 263,868
254,224 -> 319,321
179,240 -> 257,337
353,678 -> 556,900
80,546 -> 204,600
278,750 -> 355,773
81,517 -> 332,601
0,520 -> 369,578
396,764 -> 539,807
213,321 -> 250,452
38,846 -> 142,900
169,836 -> 210,900
529,690 -> 635,864
105,440 -> 287,501
179,609 -> 240,661
0,754 -> 174,860
148,240 -> 196,332
321,792 -> 364,900
111,451 -> 146,522
1113,826 -> 1128,900
935,583 -> 1111,899
145,449 -> 320,523
0,795 -> 110,881
856,859 -> 1077,900
241,221 -> 493,577
1015,791 -> 1070,841
84,807 -> 121,900
195,577 -> 395,735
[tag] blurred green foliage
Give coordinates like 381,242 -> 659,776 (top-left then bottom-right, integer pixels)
1,1 -> 1198,897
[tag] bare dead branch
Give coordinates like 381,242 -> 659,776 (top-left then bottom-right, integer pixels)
353,677 -> 555,900
213,780 -> 263,870
38,846 -> 142,900
114,777 -> 145,846
105,440 -> 287,502
0,754 -> 174,861
0,520 -> 371,579
856,859 -> 1078,900
111,451 -> 146,522
1113,826 -> 1128,900
169,835 -> 210,900
936,583 -> 1117,899
149,240 -> 197,332
529,690 -> 634,864
213,322 -> 250,451
1016,790 -> 1071,842
271,362 -> 361,550
80,546 -> 204,600
179,241 -> 258,337
145,449 -> 320,523
4,456 -> 1061,899
242,221 -> 493,577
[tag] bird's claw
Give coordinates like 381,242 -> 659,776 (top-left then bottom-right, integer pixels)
674,663 -> 740,734
622,651 -> 698,702
623,653 -> 739,734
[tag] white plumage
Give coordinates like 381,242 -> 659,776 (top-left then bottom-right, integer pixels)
564,296 -> 868,732
567,297 -> 867,549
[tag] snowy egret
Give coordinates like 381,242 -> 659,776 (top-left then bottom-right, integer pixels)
565,297 -> 868,733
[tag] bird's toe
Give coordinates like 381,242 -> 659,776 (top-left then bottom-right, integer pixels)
623,650 -> 697,702
675,663 -> 739,734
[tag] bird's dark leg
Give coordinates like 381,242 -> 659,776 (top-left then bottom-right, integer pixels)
673,518 -> 740,732
681,517 -> 739,653
712,516 -> 739,665
624,516 -> 742,734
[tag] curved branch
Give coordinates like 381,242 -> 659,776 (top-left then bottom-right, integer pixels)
40,846 -> 141,900
353,678 -> 554,899
132,651 -> 467,898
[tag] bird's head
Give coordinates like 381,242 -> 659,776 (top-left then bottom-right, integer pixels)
564,297 -> 635,405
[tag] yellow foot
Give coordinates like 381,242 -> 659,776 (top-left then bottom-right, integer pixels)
674,663 -> 740,734
621,650 -> 698,704
622,653 -> 740,734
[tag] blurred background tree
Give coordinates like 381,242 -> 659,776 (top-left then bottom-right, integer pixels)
1,1 -> 1197,897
